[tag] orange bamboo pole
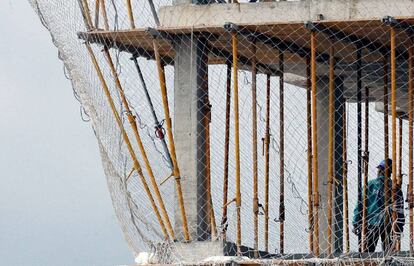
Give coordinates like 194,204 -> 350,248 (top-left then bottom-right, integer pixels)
85,43 -> 169,239
327,46 -> 334,256
310,31 -> 320,256
264,73 -> 271,253
153,41 -> 190,241
99,0 -> 109,30
232,33 -> 242,255
80,0 -> 93,30
306,56 -> 314,254
102,48 -> 175,240
279,51 -> 285,255
221,63 -> 231,241
251,43 -> 259,258
408,44 -> 414,255
125,0 -> 136,29
94,0 -> 100,29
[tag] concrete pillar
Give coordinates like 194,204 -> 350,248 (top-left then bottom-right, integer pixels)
173,34 -> 210,241
316,76 -> 344,254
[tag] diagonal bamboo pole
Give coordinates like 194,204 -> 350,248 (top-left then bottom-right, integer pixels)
306,56 -> 314,254
232,32 -> 242,255
85,43 -> 169,239
102,48 -> 175,240
152,40 -> 190,241
80,0 -> 93,30
221,63 -> 231,241
99,0 -> 109,30
408,44 -> 413,255
310,30 -> 320,256
125,0 -> 135,29
327,46 -> 335,256
264,73 -> 271,253
94,0 -> 100,29
251,43 -> 259,258
279,51 -> 285,255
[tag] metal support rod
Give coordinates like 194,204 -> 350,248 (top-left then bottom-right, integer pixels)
356,47 -> 363,251
391,28 -> 398,244
383,54 -> 391,251
409,44 -> 414,255
131,58 -> 173,169
306,56 -> 314,254
361,86 -> 370,252
279,51 -> 285,255
327,46 -> 335,256
85,43 -> 169,239
147,0 -> 160,26
251,43 -> 259,258
343,102 -> 350,253
310,30 -> 320,256
221,63 -> 231,241
125,0 -> 136,29
232,33 -> 242,255
264,73 -> 271,253
103,48 -> 175,239
153,40 -> 190,241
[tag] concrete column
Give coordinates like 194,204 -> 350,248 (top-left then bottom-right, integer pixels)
315,76 -> 344,254
173,35 -> 210,241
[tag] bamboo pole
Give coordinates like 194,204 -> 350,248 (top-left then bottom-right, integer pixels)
279,51 -> 285,255
310,30 -> 320,256
153,41 -> 190,241
205,99 -> 216,239
327,46 -> 335,256
264,73 -> 271,253
94,0 -> 100,29
102,48 -> 175,240
343,102 -> 350,253
383,54 -> 391,251
398,117 -> 403,187
221,63 -> 231,241
306,56 -> 314,254
356,47 -> 363,251
232,33 -> 242,255
80,0 -> 93,30
361,86 -> 370,252
99,0 -> 109,30
391,28 -> 398,246
125,0 -> 136,29
85,43 -> 169,239
251,43 -> 259,258
408,44 -> 413,255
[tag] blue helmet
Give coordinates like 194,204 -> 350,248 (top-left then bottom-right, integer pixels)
377,159 -> 392,173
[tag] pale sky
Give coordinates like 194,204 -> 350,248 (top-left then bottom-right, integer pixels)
0,2 -> 132,265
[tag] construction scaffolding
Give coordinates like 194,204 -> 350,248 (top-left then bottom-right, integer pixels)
30,0 -> 414,264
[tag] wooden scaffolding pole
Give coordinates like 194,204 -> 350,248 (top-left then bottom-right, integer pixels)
125,0 -> 136,29
306,56 -> 314,254
361,86 -> 370,252
310,30 -> 320,256
264,73 -> 271,253
221,63 -> 231,241
102,48 -> 175,240
383,54 -> 391,251
327,46 -> 335,256
343,102 -> 350,253
232,33 -> 242,255
153,41 -> 190,241
99,0 -> 109,30
391,28 -> 398,246
356,47 -> 363,251
279,51 -> 285,255
85,43 -> 169,239
251,43 -> 259,258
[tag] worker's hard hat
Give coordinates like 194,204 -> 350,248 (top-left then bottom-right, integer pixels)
377,159 -> 392,173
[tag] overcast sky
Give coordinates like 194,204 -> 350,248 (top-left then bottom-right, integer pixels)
0,2 -> 132,265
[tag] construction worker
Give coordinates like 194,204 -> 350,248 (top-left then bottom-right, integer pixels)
352,159 -> 405,253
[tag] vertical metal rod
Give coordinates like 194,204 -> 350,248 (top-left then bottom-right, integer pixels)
153,41 -> 190,241
251,43 -> 259,258
383,54 -> 391,251
409,44 -> 414,255
327,46 -> 335,256
391,28 -> 398,246
147,0 -> 160,26
85,43 -> 169,239
279,51 -> 285,255
99,0 -> 109,30
232,33 -> 242,255
125,0 -> 136,29
361,86 -> 369,252
103,48 -> 175,239
356,47 -> 363,251
306,56 -> 314,254
343,102 -> 350,253
264,74 -> 271,253
310,31 -> 320,256
221,63 -> 231,241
